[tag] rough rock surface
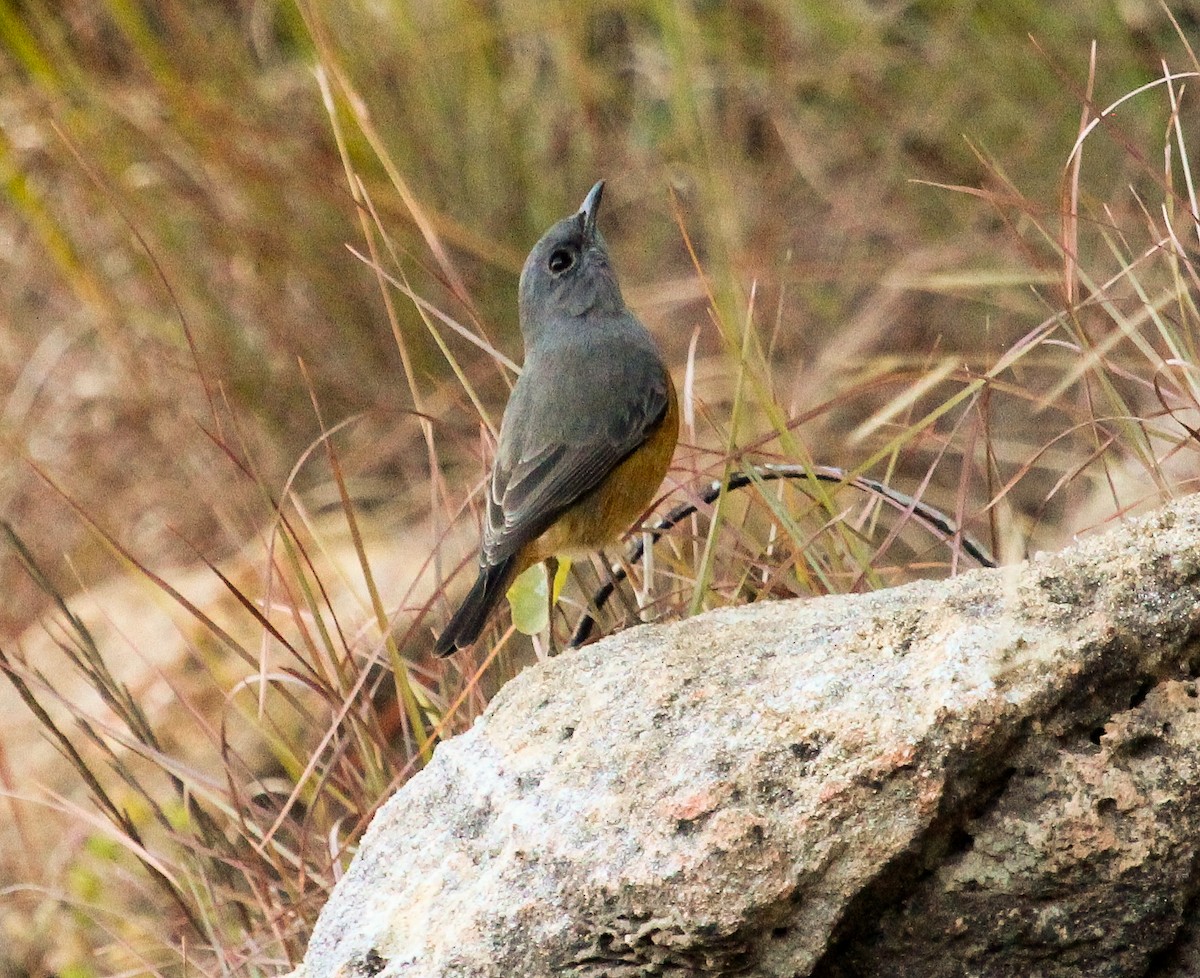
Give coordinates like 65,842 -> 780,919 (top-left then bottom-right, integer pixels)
296,497 -> 1200,977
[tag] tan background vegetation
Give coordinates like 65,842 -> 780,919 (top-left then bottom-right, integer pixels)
2,1 -> 1199,974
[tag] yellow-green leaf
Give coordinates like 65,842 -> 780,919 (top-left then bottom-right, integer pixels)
507,562 -> 549,635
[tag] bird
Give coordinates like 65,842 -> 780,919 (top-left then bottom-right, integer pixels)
434,180 -> 678,656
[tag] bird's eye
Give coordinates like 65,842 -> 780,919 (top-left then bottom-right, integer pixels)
548,248 -> 576,274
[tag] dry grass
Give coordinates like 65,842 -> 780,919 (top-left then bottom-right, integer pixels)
2,2 -> 1200,974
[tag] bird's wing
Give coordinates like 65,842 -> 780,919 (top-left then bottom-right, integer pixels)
481,373 -> 669,566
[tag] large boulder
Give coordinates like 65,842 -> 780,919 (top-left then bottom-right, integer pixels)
296,497 -> 1200,977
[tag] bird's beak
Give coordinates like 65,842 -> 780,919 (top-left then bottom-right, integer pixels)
579,180 -> 604,240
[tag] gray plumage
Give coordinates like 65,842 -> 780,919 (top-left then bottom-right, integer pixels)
435,181 -> 671,656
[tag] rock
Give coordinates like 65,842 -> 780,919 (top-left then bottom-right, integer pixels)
295,497 -> 1200,977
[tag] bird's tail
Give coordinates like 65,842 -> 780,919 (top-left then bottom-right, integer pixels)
433,555 -> 519,657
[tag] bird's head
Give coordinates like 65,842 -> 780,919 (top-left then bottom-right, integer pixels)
518,180 -> 626,342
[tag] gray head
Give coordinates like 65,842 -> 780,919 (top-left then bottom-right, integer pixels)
518,181 -> 626,343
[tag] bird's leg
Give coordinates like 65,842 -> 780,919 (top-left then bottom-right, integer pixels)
602,547 -> 644,623
545,555 -> 560,656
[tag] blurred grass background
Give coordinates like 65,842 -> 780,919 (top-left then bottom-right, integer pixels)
3,0 -> 1192,635
2,0 -> 1200,974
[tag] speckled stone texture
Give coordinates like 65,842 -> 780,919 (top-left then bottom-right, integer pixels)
295,497 -> 1200,978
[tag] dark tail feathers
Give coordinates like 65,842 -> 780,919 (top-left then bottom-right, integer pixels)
434,555 -> 518,657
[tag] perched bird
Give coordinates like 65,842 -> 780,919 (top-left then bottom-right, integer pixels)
434,181 -> 678,656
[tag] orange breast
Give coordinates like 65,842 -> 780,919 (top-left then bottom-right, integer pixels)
518,373 -> 679,572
